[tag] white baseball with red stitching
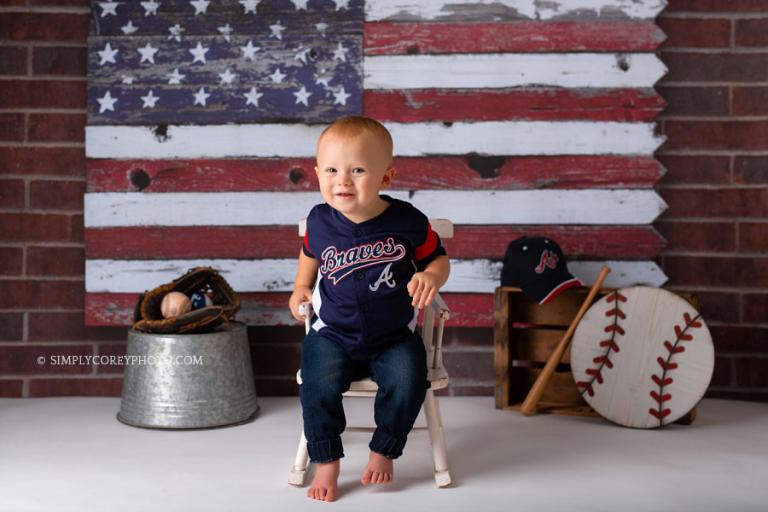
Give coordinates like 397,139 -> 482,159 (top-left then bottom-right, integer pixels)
570,286 -> 715,428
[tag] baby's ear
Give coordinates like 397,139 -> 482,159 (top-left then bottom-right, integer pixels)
381,166 -> 395,187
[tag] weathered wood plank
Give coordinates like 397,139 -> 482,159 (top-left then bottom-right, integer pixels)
84,225 -> 665,260
85,121 -> 665,158
90,0 -> 362,36
85,291 -> 496,327
365,0 -> 668,22
364,21 -> 666,54
364,53 -> 667,89
84,258 -> 667,293
86,155 -> 665,193
86,155 -> 664,192
364,88 -> 666,122
83,189 -> 667,227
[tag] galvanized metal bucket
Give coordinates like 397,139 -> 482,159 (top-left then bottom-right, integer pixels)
117,321 -> 259,429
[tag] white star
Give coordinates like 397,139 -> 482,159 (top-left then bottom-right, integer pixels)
141,89 -> 160,109
167,68 -> 186,84
97,42 -> 118,65
293,86 -> 311,106
269,21 -> 286,40
97,90 -> 117,113
240,40 -> 260,61
332,42 -> 348,62
168,23 -> 184,42
333,86 -> 351,106
295,46 -> 311,64
190,0 -> 209,14
141,0 -> 160,16
193,87 -> 210,106
137,43 -> 159,64
244,87 -> 263,107
269,67 -> 286,83
121,74 -> 134,84
314,68 -> 331,88
218,24 -> 234,42
332,0 -> 349,10
189,42 -> 209,64
99,1 -> 119,17
239,0 -> 260,13
218,69 -> 236,85
121,20 -> 138,35
315,22 -> 328,37
290,0 -> 309,9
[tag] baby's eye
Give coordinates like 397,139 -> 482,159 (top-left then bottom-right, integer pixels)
352,167 -> 366,174
324,167 -> 337,173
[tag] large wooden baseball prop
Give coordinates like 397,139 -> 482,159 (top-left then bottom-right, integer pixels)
520,266 -> 611,416
570,286 -> 714,428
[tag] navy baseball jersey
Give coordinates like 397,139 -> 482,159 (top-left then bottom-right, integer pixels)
302,194 -> 446,359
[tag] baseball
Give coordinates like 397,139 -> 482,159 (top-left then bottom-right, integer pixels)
570,286 -> 714,428
161,291 -> 192,318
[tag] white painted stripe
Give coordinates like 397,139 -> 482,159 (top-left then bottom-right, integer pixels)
365,0 -> 667,21
84,190 -> 667,227
84,258 -> 667,293
364,54 -> 668,89
85,121 -> 665,158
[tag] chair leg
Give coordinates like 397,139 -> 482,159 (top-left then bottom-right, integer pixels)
423,389 -> 452,487
289,429 -> 310,487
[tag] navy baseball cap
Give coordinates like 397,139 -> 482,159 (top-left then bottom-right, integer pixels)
501,236 -> 581,304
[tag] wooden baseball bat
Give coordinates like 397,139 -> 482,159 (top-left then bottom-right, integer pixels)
520,265 -> 611,416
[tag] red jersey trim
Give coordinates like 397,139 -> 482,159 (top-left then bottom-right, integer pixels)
303,231 -> 315,258
415,222 -> 439,261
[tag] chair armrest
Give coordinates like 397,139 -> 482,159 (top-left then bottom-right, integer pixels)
298,302 -> 312,335
430,292 -> 451,320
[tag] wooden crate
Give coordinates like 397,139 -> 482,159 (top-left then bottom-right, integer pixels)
493,286 -> 699,421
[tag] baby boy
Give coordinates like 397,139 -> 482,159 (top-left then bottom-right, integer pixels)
289,115 -> 450,501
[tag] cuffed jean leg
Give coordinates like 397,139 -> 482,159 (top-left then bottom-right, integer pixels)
299,329 -> 358,463
368,331 -> 429,459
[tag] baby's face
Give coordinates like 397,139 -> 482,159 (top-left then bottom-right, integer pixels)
314,130 -> 394,222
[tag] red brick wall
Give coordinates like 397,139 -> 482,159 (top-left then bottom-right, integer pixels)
656,1 -> 768,402
0,2 -> 765,400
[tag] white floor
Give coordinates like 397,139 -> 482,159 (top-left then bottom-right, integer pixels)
1,397 -> 767,512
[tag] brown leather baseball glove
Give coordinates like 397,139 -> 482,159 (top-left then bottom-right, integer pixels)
132,266 -> 240,334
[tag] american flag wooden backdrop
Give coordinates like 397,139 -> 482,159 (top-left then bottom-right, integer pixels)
84,0 -> 669,328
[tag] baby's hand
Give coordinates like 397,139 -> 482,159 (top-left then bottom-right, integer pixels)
289,286 -> 313,322
407,271 -> 441,310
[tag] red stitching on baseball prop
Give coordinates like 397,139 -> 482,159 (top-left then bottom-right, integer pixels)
576,291 -> 627,398
648,311 -> 702,426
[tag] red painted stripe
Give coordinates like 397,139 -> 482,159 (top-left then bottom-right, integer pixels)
364,21 -> 666,55
87,155 -> 663,193
86,292 -> 494,327
85,225 -> 665,259
364,88 -> 666,122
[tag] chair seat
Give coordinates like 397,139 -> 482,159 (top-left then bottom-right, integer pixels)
295,367 -> 449,393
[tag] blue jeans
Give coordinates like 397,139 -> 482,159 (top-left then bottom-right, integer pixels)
299,328 -> 430,463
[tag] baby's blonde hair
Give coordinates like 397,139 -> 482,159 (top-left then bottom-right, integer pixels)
317,116 -> 393,161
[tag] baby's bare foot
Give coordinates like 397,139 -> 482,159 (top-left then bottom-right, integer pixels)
361,451 -> 393,485
307,460 -> 340,502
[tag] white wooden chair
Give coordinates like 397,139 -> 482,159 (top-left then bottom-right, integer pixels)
288,219 -> 454,488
